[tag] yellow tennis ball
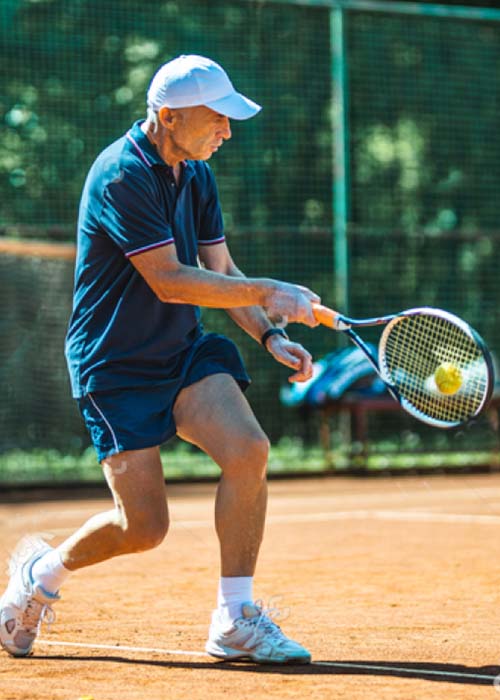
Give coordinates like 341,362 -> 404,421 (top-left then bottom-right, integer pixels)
434,362 -> 462,395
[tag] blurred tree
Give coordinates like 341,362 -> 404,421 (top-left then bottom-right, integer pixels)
1,0 -> 499,240
0,0 -> 332,234
348,10 -> 500,236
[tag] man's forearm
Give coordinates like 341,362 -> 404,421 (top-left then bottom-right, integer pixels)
216,263 -> 276,344
225,305 -> 275,344
131,247 -> 319,327
149,263 -> 274,308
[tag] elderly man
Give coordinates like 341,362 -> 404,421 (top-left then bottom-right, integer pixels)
0,55 -> 319,664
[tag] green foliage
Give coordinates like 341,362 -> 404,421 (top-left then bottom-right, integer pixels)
2,2 -> 500,237
0,0 -> 332,231
0,439 -> 327,484
0,440 -> 496,485
348,10 -> 500,234
0,438 -> 500,486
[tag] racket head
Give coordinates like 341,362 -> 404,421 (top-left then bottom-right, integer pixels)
378,307 -> 494,428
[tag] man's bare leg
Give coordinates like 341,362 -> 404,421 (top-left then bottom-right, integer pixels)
175,373 -> 311,663
59,447 -> 169,570
0,446 -> 169,657
174,373 -> 269,577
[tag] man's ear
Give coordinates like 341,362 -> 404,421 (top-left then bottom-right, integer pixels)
157,106 -> 177,130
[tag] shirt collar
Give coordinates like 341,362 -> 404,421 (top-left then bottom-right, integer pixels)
126,120 -> 196,182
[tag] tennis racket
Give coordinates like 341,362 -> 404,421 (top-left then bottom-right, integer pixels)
312,304 -> 494,428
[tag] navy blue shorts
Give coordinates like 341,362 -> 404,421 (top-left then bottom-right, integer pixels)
77,333 -> 250,462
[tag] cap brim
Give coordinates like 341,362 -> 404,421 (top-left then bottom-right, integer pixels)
205,91 -> 262,120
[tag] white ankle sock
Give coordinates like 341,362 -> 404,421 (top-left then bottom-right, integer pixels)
31,548 -> 71,595
217,576 -> 253,625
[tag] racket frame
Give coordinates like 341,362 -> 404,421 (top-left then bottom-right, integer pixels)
313,305 -> 494,428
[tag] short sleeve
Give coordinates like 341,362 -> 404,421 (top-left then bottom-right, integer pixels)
101,169 -> 174,258
197,166 -> 225,246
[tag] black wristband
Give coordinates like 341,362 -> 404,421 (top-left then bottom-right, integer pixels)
261,327 -> 289,348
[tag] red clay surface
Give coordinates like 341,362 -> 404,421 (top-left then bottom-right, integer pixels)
2,473 -> 500,699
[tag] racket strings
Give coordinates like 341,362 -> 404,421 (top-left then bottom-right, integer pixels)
381,314 -> 490,425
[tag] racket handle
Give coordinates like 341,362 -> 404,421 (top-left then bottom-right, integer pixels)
312,303 -> 342,329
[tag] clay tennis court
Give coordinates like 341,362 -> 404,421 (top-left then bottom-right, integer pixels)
2,472 -> 500,700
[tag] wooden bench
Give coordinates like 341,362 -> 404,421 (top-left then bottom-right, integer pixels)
318,394 -> 500,469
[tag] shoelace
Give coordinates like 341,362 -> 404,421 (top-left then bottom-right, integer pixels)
22,599 -> 56,634
243,601 -> 287,644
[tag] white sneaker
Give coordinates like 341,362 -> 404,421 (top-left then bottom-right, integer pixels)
0,537 -> 59,657
206,602 -> 311,664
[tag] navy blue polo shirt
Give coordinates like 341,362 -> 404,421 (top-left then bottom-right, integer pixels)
65,120 -> 225,398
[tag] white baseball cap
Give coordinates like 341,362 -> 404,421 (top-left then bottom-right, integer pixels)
147,54 -> 262,121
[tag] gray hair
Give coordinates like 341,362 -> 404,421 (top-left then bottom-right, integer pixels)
146,107 -> 159,133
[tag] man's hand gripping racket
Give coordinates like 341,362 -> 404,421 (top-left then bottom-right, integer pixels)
312,304 -> 494,428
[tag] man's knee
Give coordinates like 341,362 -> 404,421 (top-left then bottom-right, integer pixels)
251,432 -> 270,471
120,510 -> 169,553
224,430 -> 270,480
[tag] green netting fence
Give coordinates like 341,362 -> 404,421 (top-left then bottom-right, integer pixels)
1,0 -> 500,480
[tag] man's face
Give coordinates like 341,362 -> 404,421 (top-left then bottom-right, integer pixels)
166,106 -> 232,161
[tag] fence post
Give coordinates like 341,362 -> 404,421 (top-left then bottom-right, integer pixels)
331,4 -> 350,316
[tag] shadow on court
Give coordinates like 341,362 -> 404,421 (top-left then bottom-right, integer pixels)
31,655 -> 500,686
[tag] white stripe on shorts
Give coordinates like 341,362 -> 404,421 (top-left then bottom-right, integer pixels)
87,392 -> 120,455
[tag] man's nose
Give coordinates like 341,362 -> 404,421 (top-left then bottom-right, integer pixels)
222,116 -> 231,140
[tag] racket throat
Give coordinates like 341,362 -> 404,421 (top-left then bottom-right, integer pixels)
335,319 -> 352,331
344,328 -> 400,401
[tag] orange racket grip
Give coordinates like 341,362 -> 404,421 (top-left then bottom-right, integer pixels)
312,303 -> 342,329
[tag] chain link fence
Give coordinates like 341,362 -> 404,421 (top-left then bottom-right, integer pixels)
1,0 -> 500,476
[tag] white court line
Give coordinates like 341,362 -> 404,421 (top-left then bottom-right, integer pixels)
37,639 -> 207,657
15,511 -> 500,538
35,640 -> 498,682
6,485 -> 500,527
172,510 -> 500,529
319,510 -> 500,525
315,661 -> 498,681
20,508 -> 496,541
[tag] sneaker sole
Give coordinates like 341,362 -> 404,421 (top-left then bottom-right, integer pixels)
206,642 -> 311,665
0,639 -> 34,658
0,600 -> 35,658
